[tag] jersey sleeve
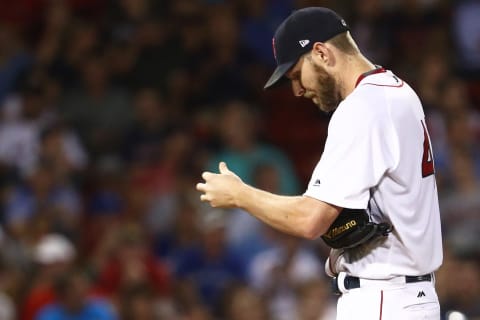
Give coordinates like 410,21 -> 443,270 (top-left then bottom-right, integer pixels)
304,96 -> 397,209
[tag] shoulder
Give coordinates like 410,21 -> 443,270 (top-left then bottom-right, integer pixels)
354,71 -> 419,107
331,93 -> 386,130
333,71 -> 413,126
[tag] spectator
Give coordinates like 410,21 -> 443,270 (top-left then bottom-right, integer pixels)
0,24 -> 32,104
49,20 -> 100,89
175,208 -> 246,314
153,200 -> 202,270
248,231 -> 322,320
82,155 -> 127,252
122,87 -> 172,163
0,256 -> 16,320
39,122 -> 88,177
238,0 -> 293,67
172,279 -> 213,320
225,163 -> 283,266
20,234 -> 76,320
0,80 -> 49,176
348,0 -> 391,66
295,277 -> 337,320
36,268 -> 117,320
207,100 -> 300,195
220,283 -> 269,320
436,245 -> 480,319
198,5 -> 257,104
3,161 -> 82,239
452,0 -> 480,77
59,53 -> 133,158
438,78 -> 480,196
118,285 -> 158,320
93,223 -> 171,299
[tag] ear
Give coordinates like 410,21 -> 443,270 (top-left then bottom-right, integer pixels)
312,42 -> 335,66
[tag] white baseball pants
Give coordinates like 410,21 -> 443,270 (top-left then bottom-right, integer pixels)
335,274 -> 440,320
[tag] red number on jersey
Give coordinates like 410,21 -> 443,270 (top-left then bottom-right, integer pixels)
421,120 -> 435,177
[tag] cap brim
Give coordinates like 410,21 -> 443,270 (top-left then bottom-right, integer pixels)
264,61 -> 296,90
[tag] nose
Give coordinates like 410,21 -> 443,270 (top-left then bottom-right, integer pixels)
291,80 -> 305,97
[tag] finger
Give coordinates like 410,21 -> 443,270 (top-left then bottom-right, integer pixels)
196,183 -> 206,191
219,161 -> 231,174
202,171 -> 211,180
200,194 -> 210,202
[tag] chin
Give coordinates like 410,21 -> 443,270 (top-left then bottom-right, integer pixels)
318,103 -> 337,113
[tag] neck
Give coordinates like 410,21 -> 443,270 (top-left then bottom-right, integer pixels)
338,54 -> 376,99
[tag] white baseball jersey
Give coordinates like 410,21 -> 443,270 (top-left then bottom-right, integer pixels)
304,68 -> 443,279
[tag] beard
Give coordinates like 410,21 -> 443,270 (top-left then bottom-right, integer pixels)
305,61 -> 342,113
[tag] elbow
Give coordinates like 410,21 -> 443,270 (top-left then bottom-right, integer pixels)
301,215 -> 325,240
303,230 -> 321,240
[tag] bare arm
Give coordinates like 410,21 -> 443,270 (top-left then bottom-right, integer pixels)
196,162 -> 342,239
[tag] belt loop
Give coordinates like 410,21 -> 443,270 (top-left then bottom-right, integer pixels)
337,272 -> 348,294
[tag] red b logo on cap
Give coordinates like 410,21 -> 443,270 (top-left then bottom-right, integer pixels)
272,37 -> 277,62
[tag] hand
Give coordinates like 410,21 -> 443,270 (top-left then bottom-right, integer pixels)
325,248 -> 344,277
196,162 -> 243,208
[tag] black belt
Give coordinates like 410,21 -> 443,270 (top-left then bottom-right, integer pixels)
332,273 -> 432,295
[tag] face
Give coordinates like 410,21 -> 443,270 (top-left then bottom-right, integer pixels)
286,54 -> 342,112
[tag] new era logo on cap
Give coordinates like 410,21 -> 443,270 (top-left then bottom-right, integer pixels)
299,39 -> 310,47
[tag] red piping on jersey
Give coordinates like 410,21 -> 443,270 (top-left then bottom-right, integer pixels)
355,67 -> 387,87
362,81 -> 404,88
379,290 -> 384,320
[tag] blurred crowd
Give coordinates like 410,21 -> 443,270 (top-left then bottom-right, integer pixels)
0,0 -> 479,319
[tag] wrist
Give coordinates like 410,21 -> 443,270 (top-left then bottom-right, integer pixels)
234,181 -> 249,209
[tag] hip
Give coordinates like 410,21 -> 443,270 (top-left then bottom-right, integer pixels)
334,273 -> 440,320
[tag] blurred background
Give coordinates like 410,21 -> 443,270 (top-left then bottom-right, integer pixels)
0,0 -> 479,319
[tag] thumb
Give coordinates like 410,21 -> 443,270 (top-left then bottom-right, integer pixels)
219,161 -> 232,174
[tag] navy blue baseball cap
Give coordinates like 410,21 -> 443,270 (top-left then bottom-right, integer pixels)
264,7 -> 349,90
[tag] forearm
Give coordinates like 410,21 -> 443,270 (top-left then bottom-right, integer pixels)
197,162 -> 341,238
236,183 -> 339,239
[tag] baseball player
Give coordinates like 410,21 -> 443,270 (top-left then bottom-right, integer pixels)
196,7 -> 443,320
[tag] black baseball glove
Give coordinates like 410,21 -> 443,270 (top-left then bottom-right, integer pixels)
321,208 -> 392,249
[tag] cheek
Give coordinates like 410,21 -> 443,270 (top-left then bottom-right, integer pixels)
300,70 -> 318,91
